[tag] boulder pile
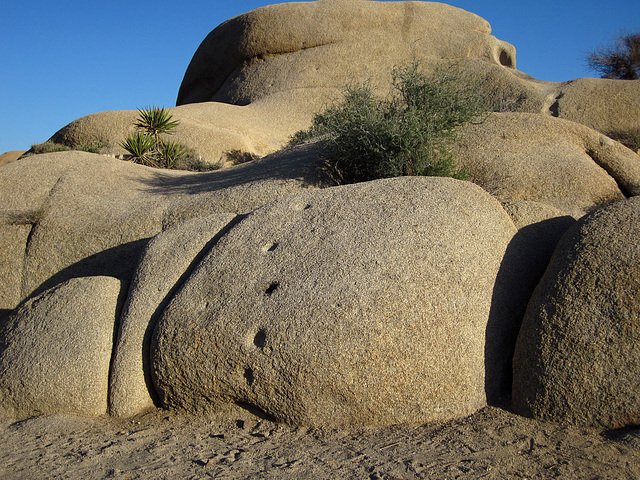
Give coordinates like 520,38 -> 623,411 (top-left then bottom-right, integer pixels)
0,0 -> 639,428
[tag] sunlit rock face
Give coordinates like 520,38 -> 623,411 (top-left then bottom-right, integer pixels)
177,0 -> 517,107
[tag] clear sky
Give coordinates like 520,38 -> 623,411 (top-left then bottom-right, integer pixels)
1,0 -> 638,154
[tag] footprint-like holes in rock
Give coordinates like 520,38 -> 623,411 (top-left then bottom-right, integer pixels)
244,367 -> 254,386
262,242 -> 278,253
253,329 -> 267,349
264,281 -> 279,296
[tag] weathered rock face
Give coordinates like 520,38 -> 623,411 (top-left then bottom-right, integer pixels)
151,177 -> 522,426
1,1 -> 638,429
109,213 -> 239,417
0,145 -> 327,312
50,98 -> 312,166
177,0 -> 516,106
0,276 -> 120,421
49,1 -> 520,165
512,197 -> 640,428
454,112 -> 640,217
552,77 -> 640,146
0,151 -> 26,167
42,1 -> 640,167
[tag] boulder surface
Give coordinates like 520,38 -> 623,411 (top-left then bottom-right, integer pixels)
151,177 -> 520,426
0,145 -> 327,311
513,197 -> 640,428
109,213 -> 239,417
0,276 -> 120,421
454,112 -> 640,217
44,1 -> 640,168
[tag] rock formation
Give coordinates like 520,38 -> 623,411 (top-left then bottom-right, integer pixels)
0,0 -> 639,428
454,112 -> 640,218
45,0 -> 640,165
513,197 -> 640,428
151,177 -> 522,426
0,276 -> 120,420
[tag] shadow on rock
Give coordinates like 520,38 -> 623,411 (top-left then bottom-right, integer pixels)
140,142 -> 333,196
26,238 -> 149,302
485,215 -> 575,405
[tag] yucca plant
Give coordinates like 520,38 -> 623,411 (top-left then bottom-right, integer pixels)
119,131 -> 157,166
119,106 -> 219,170
159,140 -> 188,168
121,106 -> 182,167
134,105 -> 180,147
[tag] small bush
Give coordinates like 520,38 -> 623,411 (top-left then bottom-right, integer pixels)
224,149 -> 259,165
28,141 -> 72,155
586,32 -> 640,80
134,105 -> 180,144
290,61 -> 491,184
21,138 -> 107,158
173,156 -> 222,172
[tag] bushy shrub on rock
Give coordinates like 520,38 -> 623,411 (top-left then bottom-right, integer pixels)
291,62 -> 490,184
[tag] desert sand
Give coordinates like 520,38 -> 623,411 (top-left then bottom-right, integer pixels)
1,404 -> 639,479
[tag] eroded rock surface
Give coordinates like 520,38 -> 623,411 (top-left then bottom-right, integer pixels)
513,197 -> 640,428
0,276 -> 120,421
455,113 -> 640,217
0,145 -> 327,312
151,177 -> 523,426
109,213 -> 239,417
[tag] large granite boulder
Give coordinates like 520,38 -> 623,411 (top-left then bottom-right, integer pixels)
42,2 -> 640,167
0,276 -> 120,421
177,0 -> 638,139
0,151 -> 25,167
512,197 -> 640,428
109,213 -> 239,417
50,97 -> 311,167
47,1 -> 521,165
551,77 -> 640,146
0,145 -> 326,312
454,112 -> 640,217
151,177 -> 525,426
177,0 -> 516,106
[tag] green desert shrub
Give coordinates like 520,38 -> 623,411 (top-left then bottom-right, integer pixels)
223,149 -> 259,165
21,138 -> 107,158
27,141 -> 72,155
133,105 -> 180,144
290,61 -> 492,184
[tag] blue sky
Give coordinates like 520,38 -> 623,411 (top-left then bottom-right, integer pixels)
1,0 -> 638,154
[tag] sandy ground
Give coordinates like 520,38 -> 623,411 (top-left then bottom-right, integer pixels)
1,405 -> 639,479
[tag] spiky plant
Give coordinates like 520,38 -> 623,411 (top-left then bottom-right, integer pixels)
134,105 -> 180,147
119,105 -> 215,170
159,140 -> 188,168
119,131 -> 157,166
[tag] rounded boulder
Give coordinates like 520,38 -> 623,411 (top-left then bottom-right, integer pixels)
0,276 -> 120,421
513,197 -> 640,428
151,177 -> 520,426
